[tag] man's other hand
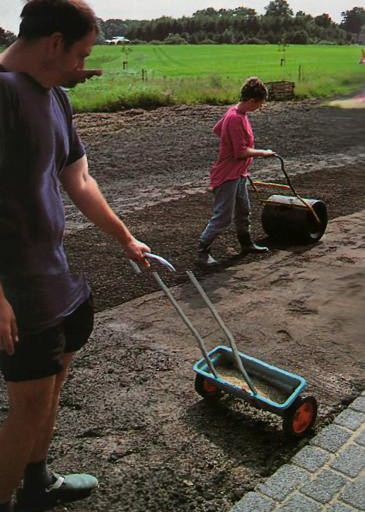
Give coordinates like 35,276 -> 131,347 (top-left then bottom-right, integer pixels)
0,297 -> 18,356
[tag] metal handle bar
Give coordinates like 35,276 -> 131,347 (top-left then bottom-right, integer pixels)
251,154 -> 321,225
273,154 -> 297,196
129,253 -> 257,395
129,252 -> 217,376
129,252 -> 176,274
274,155 -> 321,224
187,272 -> 257,395
249,154 -> 297,195
152,272 -> 219,379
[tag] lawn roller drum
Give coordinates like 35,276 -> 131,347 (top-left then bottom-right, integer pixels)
250,155 -> 328,244
130,253 -> 318,437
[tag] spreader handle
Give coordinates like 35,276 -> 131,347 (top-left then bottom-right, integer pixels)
129,252 -> 176,274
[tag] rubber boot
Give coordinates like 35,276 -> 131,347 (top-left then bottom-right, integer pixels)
238,233 -> 269,255
198,241 -> 218,267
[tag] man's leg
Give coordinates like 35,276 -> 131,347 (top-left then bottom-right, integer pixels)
26,353 -> 74,468
18,351 -> 97,509
0,376 -> 56,504
199,179 -> 239,264
18,299 -> 97,508
24,296 -> 93,473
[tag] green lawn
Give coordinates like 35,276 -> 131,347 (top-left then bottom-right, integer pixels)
69,44 -> 365,111
4,44 -> 365,110
86,44 -> 363,79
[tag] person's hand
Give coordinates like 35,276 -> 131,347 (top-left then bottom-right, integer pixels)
261,149 -> 277,158
0,296 -> 18,356
62,68 -> 103,88
123,238 -> 151,268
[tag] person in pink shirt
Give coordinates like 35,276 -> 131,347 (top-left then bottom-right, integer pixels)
198,77 -> 276,266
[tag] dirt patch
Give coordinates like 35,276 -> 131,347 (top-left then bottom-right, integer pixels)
57,209 -> 364,512
65,164 -> 365,313
64,100 -> 365,231
0,102 -> 364,512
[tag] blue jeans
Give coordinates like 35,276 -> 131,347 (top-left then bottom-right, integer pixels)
200,177 -> 250,246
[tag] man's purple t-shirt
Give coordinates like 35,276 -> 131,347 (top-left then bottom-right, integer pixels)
0,68 -> 90,333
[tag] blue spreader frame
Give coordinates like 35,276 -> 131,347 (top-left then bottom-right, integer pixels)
193,345 -> 307,415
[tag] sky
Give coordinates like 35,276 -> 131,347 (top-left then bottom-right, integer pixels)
0,0 -> 360,34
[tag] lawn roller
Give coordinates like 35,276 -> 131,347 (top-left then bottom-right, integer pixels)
130,253 -> 318,438
250,155 -> 328,244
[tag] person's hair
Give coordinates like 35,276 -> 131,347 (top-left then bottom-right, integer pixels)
240,77 -> 268,102
18,0 -> 99,48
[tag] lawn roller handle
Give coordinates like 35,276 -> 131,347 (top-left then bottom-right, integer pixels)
274,154 -> 321,224
274,154 -> 297,196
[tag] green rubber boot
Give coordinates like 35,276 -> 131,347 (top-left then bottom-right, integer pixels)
198,241 -> 218,267
238,233 -> 269,255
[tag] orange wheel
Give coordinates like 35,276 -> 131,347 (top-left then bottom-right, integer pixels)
283,396 -> 318,438
195,374 -> 222,401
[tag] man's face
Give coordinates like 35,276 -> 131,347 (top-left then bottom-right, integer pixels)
52,29 -> 97,86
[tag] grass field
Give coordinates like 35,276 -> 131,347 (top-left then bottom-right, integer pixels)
4,44 -> 365,110
69,44 -> 365,111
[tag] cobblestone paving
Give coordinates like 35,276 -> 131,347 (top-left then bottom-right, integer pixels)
230,392 -> 365,511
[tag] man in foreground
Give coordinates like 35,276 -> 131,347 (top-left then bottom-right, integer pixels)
0,1 -> 150,510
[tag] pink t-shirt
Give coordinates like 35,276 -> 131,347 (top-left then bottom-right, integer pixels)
210,105 -> 254,189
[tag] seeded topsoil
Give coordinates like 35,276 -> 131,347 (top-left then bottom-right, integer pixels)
1,100 -> 364,512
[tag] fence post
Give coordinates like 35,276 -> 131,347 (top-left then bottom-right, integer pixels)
298,64 -> 302,82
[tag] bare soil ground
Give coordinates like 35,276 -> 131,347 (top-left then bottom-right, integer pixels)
1,101 -> 364,512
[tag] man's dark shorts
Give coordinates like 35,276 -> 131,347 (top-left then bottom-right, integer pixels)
0,296 -> 94,382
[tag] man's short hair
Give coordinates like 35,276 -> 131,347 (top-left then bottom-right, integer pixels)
240,77 -> 268,102
19,0 -> 98,48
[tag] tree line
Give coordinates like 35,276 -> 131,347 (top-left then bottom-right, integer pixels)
98,1 -> 365,45
0,27 -> 16,47
1,1 -> 365,46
